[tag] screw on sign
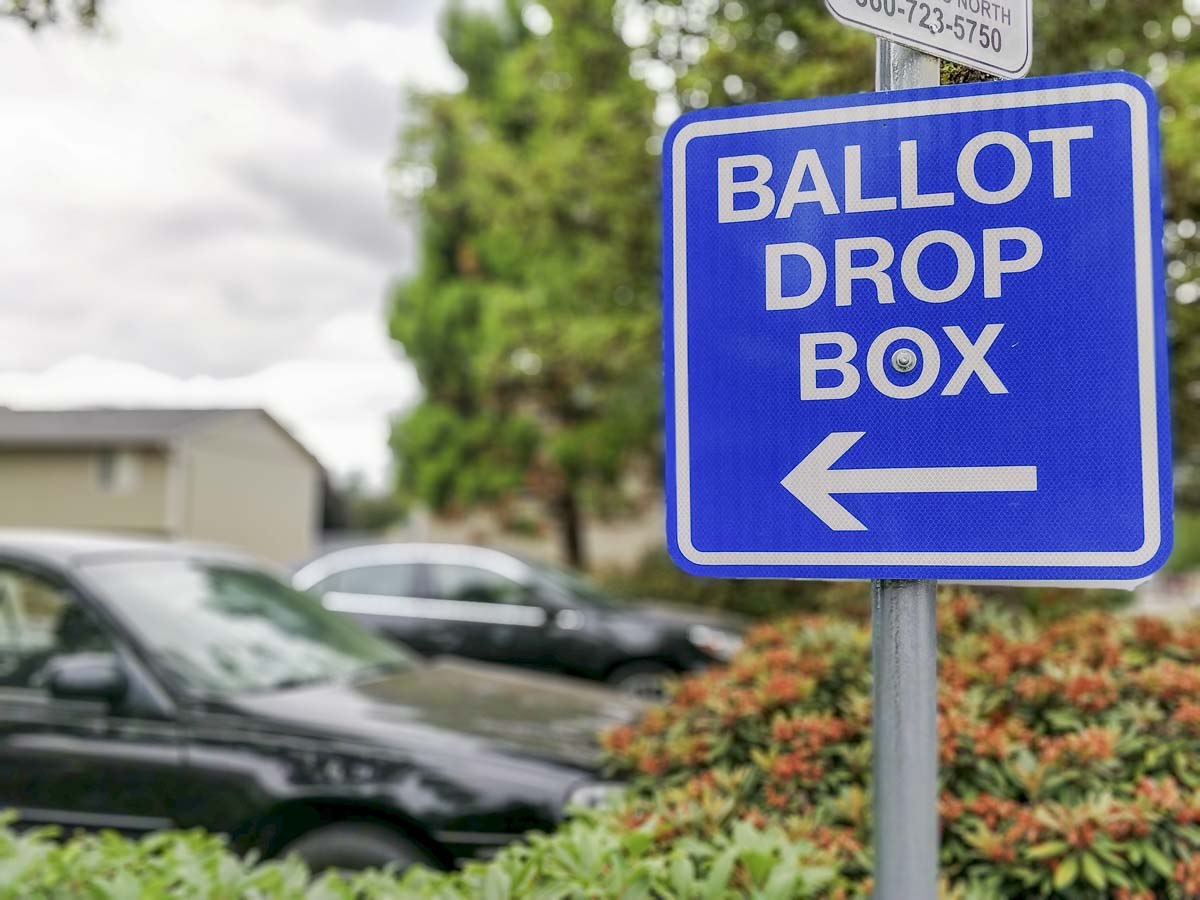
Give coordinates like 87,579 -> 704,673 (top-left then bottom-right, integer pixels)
660,19 -> 1170,900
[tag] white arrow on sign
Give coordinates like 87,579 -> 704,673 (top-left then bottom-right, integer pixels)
781,432 -> 1038,531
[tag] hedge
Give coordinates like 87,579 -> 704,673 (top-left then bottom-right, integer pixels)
600,597 -> 1200,898
2,597 -> 1199,898
0,812 -> 840,899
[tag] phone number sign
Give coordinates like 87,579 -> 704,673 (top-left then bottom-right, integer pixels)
825,0 -> 1032,79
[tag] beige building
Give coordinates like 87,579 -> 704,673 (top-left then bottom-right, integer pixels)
0,408 -> 322,563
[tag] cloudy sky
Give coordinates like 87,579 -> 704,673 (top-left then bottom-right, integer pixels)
0,0 -> 465,487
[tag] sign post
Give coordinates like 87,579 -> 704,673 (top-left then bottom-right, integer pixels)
661,16 -> 1170,900
872,38 -> 940,900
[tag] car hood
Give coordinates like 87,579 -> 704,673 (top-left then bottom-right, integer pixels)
219,657 -> 642,770
613,600 -> 747,632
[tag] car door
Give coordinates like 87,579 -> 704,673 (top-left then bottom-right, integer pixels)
314,563 -> 455,656
0,561 -> 184,835
422,562 -> 548,667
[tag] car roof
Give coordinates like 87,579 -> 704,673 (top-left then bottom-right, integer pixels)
293,541 -> 533,588
0,528 -> 259,570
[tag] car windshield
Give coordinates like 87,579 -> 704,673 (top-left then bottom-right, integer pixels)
83,557 -> 411,697
526,558 -> 622,609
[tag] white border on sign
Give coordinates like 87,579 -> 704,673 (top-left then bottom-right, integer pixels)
671,83 -> 1160,569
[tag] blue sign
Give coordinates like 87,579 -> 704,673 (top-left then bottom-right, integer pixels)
663,72 -> 1171,582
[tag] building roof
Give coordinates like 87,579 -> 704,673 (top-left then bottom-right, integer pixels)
0,408 -> 322,469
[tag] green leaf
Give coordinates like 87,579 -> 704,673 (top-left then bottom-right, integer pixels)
669,855 -> 695,894
761,863 -> 800,900
620,828 -> 653,859
740,849 -> 775,885
1143,844 -> 1174,878
1080,852 -> 1106,890
1053,855 -> 1079,890
481,866 -> 511,900
702,849 -> 737,900
1026,841 -> 1070,860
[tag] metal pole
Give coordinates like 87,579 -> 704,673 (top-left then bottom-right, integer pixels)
872,579 -> 938,899
875,36 -> 940,92
872,37 -> 942,900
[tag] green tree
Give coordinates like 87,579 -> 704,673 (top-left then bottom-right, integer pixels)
624,0 -> 1200,505
394,0 -> 1200,572
390,0 -> 660,567
3,0 -> 99,29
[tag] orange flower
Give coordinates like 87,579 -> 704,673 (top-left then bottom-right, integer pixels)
1015,674 -> 1054,701
1115,890 -> 1156,900
967,794 -> 1019,829
764,785 -> 791,809
763,673 -> 802,704
939,793 -> 965,824
1171,699 -> 1200,733
1062,672 -> 1118,712
1133,660 -> 1200,702
1175,856 -> 1200,897
1136,776 -> 1183,812
769,750 -> 824,783
1134,616 -> 1173,648
636,752 -> 669,776
1038,727 -> 1116,766
603,724 -> 635,753
673,678 -> 709,707
740,809 -> 768,829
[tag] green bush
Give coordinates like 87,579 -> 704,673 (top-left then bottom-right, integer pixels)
599,548 -> 878,619
602,548 -> 1130,622
1165,510 -> 1200,573
601,598 -> 1200,898
0,811 -> 840,899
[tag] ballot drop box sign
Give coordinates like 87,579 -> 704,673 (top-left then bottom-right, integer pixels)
662,72 -> 1171,583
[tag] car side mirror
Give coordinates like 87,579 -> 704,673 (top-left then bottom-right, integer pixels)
44,652 -> 128,705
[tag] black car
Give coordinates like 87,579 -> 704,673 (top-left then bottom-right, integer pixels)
0,531 -> 635,871
293,543 -> 744,697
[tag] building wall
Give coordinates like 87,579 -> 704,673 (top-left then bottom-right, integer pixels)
176,412 -> 319,564
0,448 -> 170,534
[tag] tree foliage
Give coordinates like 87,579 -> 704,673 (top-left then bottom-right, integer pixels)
392,0 -> 1200,567
620,0 -> 1200,507
391,0 -> 660,566
2,0 -> 98,29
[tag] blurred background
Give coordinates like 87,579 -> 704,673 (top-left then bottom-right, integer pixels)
0,0 -> 1198,620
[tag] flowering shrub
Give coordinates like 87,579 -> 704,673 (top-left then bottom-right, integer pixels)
601,597 -> 1200,898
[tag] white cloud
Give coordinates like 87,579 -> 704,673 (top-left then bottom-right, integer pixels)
0,333 -> 420,490
0,0 -> 461,486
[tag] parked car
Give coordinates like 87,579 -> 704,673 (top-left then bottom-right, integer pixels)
0,531 -> 636,872
293,543 -> 745,698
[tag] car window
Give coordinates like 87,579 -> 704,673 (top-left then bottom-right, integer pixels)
329,564 -> 422,598
84,558 -> 409,696
426,564 -> 532,606
0,566 -> 112,690
526,558 -> 623,609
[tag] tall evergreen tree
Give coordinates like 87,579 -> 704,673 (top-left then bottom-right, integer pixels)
393,0 -> 1200,568
391,0 -> 660,567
